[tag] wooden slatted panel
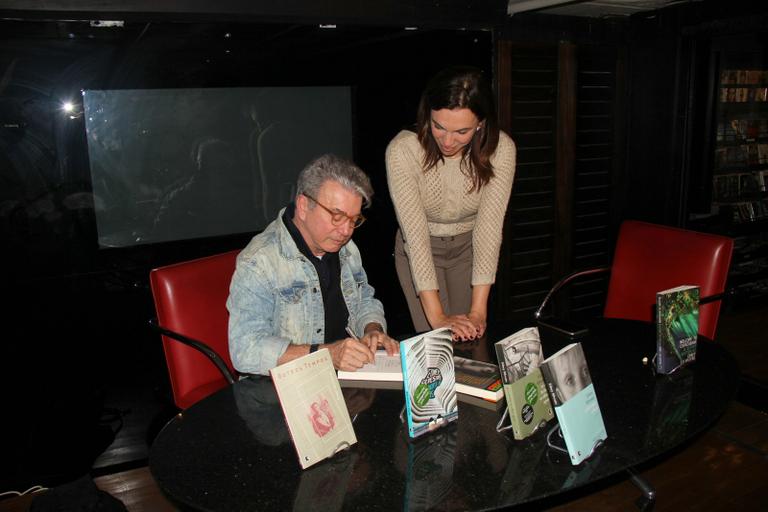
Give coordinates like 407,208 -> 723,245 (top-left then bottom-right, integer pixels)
569,45 -> 619,320
495,44 -> 559,323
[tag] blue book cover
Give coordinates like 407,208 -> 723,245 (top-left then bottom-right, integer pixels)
400,327 -> 458,439
656,285 -> 700,374
540,343 -> 607,465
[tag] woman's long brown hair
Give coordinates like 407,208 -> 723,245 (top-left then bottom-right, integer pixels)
416,66 -> 499,192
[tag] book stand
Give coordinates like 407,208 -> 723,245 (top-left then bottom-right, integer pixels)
495,407 -> 549,436
545,423 -> 604,464
650,353 -> 685,376
399,405 -> 453,438
495,407 -> 514,433
545,423 -> 568,455
330,440 -> 353,459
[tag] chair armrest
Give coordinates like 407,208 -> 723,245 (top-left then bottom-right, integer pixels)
700,292 -> 726,305
149,318 -> 236,385
534,266 -> 611,320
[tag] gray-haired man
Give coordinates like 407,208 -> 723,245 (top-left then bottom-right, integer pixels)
228,154 -> 398,376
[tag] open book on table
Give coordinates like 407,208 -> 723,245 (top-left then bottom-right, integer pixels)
338,346 -> 503,402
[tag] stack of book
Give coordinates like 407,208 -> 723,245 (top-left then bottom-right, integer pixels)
338,340 -> 506,406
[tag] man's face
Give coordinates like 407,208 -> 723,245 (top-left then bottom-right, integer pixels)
295,180 -> 363,257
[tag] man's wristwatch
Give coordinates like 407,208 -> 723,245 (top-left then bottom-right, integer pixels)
309,343 -> 319,354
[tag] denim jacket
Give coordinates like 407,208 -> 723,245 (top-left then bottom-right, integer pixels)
227,208 -> 387,375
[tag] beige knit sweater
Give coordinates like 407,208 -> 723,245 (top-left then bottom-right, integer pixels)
386,130 -> 517,293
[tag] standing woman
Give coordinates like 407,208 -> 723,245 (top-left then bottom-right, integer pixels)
386,66 -> 516,340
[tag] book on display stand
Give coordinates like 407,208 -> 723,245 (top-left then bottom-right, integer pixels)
270,348 -> 357,469
539,342 -> 606,465
493,327 -> 554,440
399,327 -> 459,440
655,285 -> 700,374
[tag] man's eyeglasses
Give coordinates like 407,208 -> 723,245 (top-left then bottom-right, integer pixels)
303,193 -> 366,229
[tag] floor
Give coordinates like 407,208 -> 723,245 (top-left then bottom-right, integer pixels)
2,301 -> 767,511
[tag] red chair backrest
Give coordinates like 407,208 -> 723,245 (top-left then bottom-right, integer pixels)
604,220 -> 733,340
150,250 -> 240,409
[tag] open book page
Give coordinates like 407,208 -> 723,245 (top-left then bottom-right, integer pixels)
337,350 -> 403,381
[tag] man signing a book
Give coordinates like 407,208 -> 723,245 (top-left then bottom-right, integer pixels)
227,154 -> 399,376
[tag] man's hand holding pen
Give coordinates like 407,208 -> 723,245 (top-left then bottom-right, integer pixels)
326,324 -> 399,372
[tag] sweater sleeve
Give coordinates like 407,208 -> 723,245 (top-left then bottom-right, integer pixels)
385,132 -> 440,293
472,132 -> 517,286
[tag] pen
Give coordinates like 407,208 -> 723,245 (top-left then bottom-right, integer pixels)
345,326 -> 359,340
347,326 -> 375,364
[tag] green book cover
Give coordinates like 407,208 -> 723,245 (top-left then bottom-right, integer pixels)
494,327 -> 554,440
656,285 -> 700,374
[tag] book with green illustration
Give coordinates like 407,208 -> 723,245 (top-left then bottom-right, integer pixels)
656,285 -> 700,374
400,327 -> 458,439
494,327 -> 554,440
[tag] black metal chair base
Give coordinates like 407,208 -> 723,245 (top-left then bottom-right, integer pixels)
628,468 -> 656,510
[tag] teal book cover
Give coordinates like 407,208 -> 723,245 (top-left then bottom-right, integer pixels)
540,343 -> 606,465
656,285 -> 700,374
400,327 -> 458,439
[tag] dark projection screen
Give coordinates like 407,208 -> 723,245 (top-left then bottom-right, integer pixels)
83,87 -> 353,248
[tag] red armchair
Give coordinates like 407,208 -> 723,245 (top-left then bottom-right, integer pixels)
149,250 -> 240,409
536,220 -> 734,340
534,220 -> 733,506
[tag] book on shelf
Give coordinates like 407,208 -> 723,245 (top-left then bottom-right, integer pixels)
758,145 -> 768,166
656,285 -> 700,374
337,349 -> 402,382
494,327 -> 554,440
712,174 -> 740,202
739,172 -> 760,194
270,348 -> 357,469
400,327 -> 459,439
539,342 -> 607,465
453,356 -> 504,402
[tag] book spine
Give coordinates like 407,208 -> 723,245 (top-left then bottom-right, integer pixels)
655,292 -> 665,373
400,341 -> 417,437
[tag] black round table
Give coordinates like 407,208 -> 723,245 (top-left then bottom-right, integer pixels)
149,319 -> 739,511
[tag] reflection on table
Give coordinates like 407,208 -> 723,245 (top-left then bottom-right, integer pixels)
149,319 -> 739,511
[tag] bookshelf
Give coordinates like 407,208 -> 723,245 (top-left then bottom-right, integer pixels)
712,65 -> 768,301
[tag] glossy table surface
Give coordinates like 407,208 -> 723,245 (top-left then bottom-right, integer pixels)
149,319 -> 740,511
